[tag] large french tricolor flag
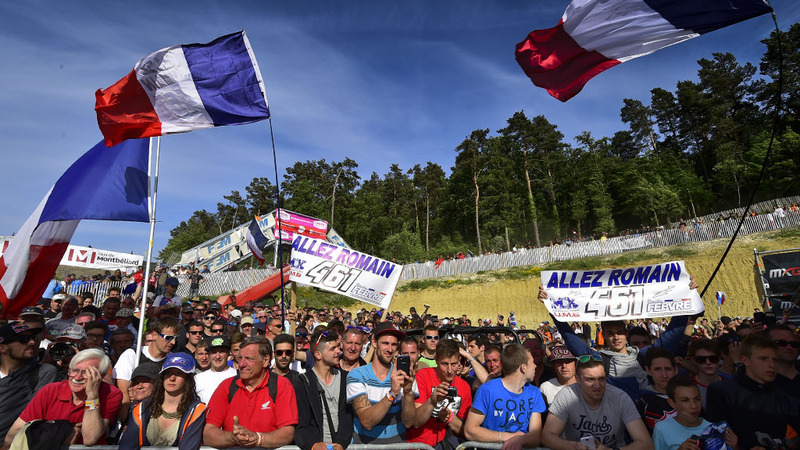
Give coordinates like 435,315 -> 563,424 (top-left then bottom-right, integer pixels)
0,139 -> 150,319
515,0 -> 772,102
246,216 -> 270,266
95,31 -> 269,147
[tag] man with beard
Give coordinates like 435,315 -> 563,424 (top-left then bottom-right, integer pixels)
113,317 -> 179,420
539,345 -> 577,405
347,323 -> 417,444
293,330 -> 354,450
272,334 -> 300,385
0,322 -> 59,443
409,339 -> 473,449
195,336 -> 237,404
340,328 -> 367,371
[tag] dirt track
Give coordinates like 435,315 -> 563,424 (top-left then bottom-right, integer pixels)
382,232 -> 800,328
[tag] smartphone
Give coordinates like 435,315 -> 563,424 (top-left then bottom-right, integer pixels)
580,435 -> 595,450
396,355 -> 411,374
447,386 -> 458,397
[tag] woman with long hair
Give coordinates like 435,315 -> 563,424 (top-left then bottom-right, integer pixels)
119,353 -> 206,450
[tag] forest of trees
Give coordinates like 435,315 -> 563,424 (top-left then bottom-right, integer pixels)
159,25 -> 800,264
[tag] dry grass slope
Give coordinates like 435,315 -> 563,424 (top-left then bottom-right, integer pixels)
382,228 -> 800,328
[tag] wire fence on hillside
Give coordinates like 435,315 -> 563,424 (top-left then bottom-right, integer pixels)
399,206 -> 800,280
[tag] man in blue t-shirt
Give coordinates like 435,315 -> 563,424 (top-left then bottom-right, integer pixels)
465,343 -> 547,450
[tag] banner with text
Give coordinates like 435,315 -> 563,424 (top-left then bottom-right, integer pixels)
541,260 -> 703,321
1,239 -> 143,270
275,209 -> 328,242
288,236 -> 401,308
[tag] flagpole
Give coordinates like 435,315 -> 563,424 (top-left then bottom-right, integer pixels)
267,118 -> 286,325
135,136 -> 161,365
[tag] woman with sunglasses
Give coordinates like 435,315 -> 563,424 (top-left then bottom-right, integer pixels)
119,352 -> 206,450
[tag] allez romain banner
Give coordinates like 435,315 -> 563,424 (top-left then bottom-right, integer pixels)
541,260 -> 703,321
288,236 -> 402,308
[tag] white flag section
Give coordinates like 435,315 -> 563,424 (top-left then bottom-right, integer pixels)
288,236 -> 402,308
541,260 -> 703,321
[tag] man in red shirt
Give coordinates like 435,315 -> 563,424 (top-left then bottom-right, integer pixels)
203,337 -> 298,448
408,338 -> 473,449
3,348 -> 122,448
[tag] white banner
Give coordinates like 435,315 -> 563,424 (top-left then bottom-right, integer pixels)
541,260 -> 703,321
0,239 -> 143,270
288,236 -> 402,308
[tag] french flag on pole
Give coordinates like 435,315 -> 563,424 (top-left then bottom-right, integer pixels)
95,31 -> 269,147
0,139 -> 150,319
246,216 -> 270,266
515,0 -> 772,102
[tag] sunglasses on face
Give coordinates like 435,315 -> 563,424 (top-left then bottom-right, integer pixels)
158,332 -> 178,342
211,328 -> 224,333
295,332 -> 308,338
204,316 -> 215,320
188,331 -> 204,335
275,350 -> 293,357
7,334 -> 36,344
424,335 -> 440,341
693,355 -> 720,364
774,339 -> 800,349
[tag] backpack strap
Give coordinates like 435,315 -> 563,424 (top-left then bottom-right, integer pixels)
228,375 -> 241,403
228,372 -> 277,403
179,403 -> 206,440
131,402 -> 144,446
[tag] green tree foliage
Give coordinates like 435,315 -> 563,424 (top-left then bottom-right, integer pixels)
162,30 -> 800,263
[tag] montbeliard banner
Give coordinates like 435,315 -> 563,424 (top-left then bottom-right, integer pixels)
288,236 -> 402,308
541,260 -> 703,321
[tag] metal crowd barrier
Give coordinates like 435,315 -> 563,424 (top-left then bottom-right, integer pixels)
456,443 -> 548,450
67,444 -> 437,450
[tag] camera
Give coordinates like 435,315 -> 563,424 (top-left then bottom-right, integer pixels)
49,342 -> 77,362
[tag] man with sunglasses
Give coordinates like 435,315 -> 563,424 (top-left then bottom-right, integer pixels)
0,322 -> 59,444
542,354 -> 652,450
266,317 -> 284,343
767,324 -> 800,384
195,336 -> 237,404
273,334 -> 300,385
184,320 -> 205,355
420,325 -> 440,368
113,317 -> 180,420
202,311 -> 218,336
686,339 -> 722,408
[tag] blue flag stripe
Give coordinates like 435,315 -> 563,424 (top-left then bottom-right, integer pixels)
643,0 -> 772,35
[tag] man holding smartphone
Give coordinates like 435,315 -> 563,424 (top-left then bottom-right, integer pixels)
408,339 -> 473,449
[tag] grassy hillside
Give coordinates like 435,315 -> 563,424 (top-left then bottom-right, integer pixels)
377,227 -> 800,328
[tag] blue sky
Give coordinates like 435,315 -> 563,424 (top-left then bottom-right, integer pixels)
1,0 -> 798,259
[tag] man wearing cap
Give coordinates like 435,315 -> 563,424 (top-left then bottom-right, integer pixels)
44,294 -> 65,320
19,307 -> 46,331
195,335 -> 237,404
114,317 -> 180,420
45,296 -> 80,337
203,337 -> 298,448
115,308 -> 137,335
347,322 -> 417,444
539,345 -> 577,405
0,322 -> 59,443
153,277 -> 181,316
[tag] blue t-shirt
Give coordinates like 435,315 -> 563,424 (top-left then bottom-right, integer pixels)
653,416 -> 710,450
346,363 -> 418,444
472,378 -> 546,433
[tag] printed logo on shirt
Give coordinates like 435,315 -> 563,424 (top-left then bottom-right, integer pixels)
572,415 -> 615,446
261,400 -> 272,410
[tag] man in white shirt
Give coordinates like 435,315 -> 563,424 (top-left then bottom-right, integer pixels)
195,335 -> 237,404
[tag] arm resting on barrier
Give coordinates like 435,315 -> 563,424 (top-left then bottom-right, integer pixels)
617,418 -> 653,450
500,412 -> 542,450
464,408 -> 523,444
541,414 -> 581,450
351,393 -> 394,431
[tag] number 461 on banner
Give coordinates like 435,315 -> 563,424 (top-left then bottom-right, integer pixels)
288,236 -> 403,308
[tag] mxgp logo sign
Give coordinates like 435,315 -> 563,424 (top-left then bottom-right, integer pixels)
769,267 -> 800,277
67,248 -> 96,264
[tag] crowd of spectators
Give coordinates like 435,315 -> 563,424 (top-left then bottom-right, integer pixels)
0,278 -> 798,450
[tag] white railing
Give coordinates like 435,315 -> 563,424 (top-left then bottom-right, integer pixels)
64,268 -> 278,303
400,207 -> 800,280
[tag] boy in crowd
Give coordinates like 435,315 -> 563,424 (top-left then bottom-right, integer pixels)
653,375 -> 738,450
635,348 -> 678,434
465,343 -> 546,450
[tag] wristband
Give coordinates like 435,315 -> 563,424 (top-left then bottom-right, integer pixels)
445,409 -> 455,425
498,430 -> 503,443
386,391 -> 398,403
257,432 -> 263,447
84,399 -> 100,411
